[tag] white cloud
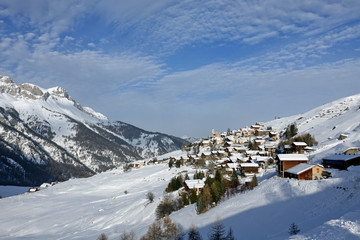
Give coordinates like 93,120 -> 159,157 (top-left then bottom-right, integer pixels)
114,0 -> 360,53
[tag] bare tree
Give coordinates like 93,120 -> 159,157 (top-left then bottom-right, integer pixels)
147,192 -> 155,203
120,230 -> 136,240
145,221 -> 163,240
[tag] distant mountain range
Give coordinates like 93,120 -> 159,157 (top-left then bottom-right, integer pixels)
0,76 -> 189,185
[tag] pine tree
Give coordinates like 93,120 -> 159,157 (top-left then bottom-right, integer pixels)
188,225 -> 202,240
288,222 -> 300,235
252,175 -> 258,187
208,220 -> 226,240
97,233 -> 108,240
225,227 -> 235,240
230,169 -> 240,189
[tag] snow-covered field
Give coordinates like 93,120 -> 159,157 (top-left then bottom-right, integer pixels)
0,186 -> 29,198
1,93 -> 360,239
0,162 -> 359,240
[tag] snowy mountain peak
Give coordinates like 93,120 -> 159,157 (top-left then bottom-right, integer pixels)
47,86 -> 72,100
0,75 -> 188,185
0,76 -> 45,100
0,75 -> 13,84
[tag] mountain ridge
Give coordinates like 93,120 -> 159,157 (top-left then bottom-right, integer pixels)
0,75 -> 189,185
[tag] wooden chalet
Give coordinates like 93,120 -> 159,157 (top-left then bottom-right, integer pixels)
201,140 -> 210,146
276,154 -> 309,178
255,139 -> 265,146
269,131 -> 281,141
184,180 -> 205,195
292,142 -> 307,154
322,154 -> 360,170
344,147 -> 359,155
264,144 -> 276,153
240,163 -> 259,174
284,163 -> 324,180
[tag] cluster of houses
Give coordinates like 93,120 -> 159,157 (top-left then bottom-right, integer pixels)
126,123 -> 360,197
171,123 -> 360,195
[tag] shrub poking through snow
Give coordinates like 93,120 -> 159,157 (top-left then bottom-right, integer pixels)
288,222 -> 300,235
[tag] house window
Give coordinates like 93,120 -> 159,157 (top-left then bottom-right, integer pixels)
317,168 -> 319,173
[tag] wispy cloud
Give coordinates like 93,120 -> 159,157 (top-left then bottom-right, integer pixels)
117,0 -> 360,54
0,0 -> 359,137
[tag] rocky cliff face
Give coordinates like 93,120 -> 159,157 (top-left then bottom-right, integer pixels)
0,76 -> 188,185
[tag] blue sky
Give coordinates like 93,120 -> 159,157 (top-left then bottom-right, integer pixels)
0,0 -> 360,137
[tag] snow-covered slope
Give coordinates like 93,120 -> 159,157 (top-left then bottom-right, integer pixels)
0,162 -> 359,240
267,94 -> 360,162
0,75 -> 188,185
1,93 -> 360,239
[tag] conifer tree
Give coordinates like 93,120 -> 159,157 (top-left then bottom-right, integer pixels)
230,169 -> 240,189
225,227 -> 235,240
188,225 -> 202,240
208,220 -> 226,240
97,233 -> 108,240
288,222 -> 300,235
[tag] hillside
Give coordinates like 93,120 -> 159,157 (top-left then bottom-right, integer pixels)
0,162 -> 359,239
0,93 -> 360,240
267,94 -> 360,162
0,75 -> 188,185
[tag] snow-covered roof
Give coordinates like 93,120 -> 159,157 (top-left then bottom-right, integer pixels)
253,156 -> 270,162
240,163 -> 259,168
323,154 -> 360,161
264,144 -> 276,148
293,142 -> 307,146
285,163 -> 320,175
185,180 -> 205,189
227,163 -> 239,169
277,154 -> 308,161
